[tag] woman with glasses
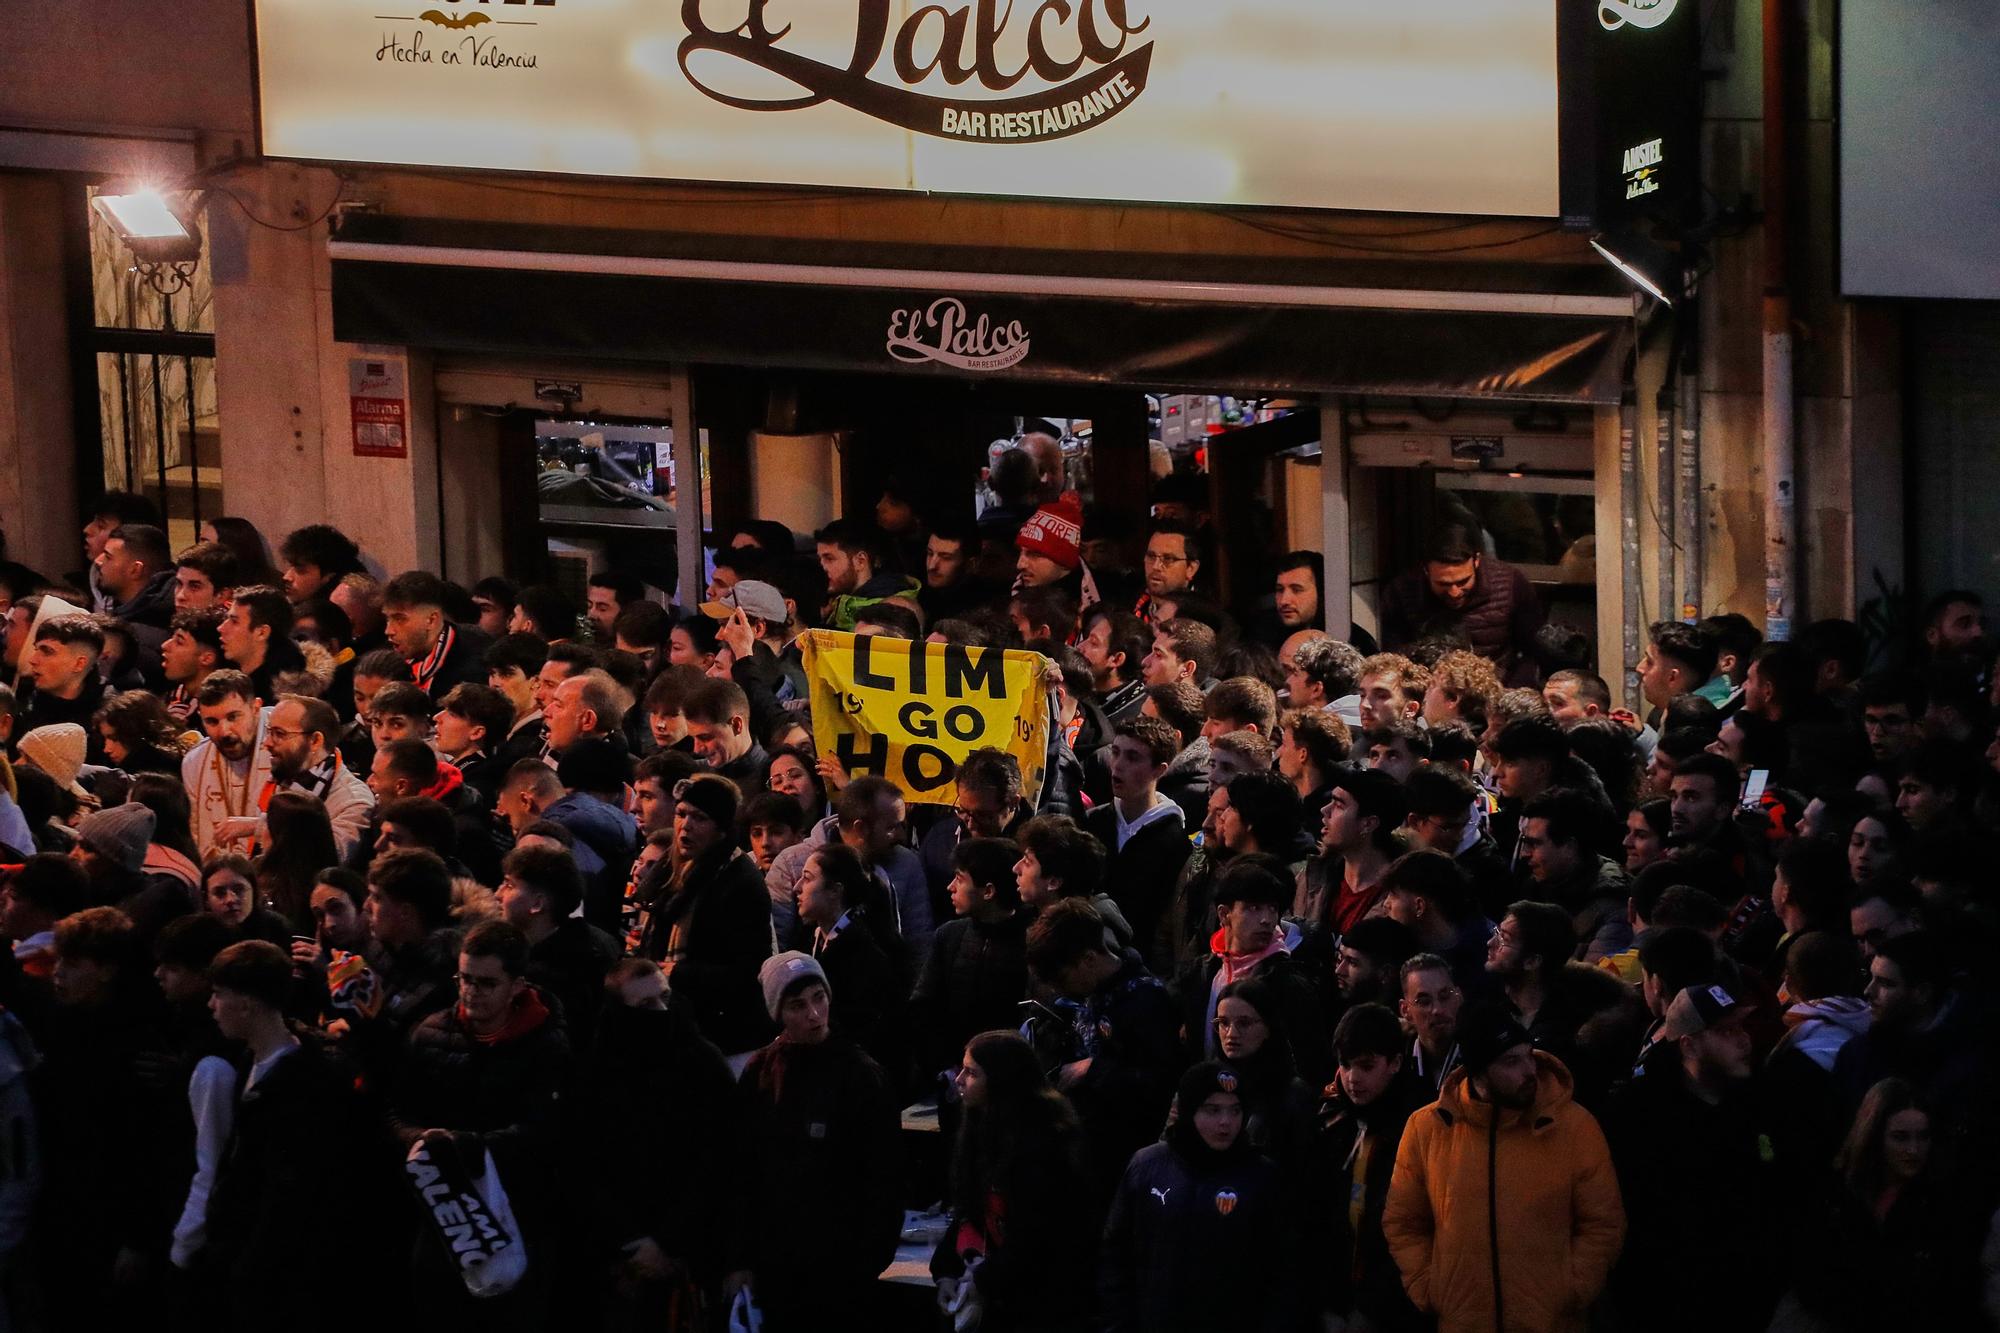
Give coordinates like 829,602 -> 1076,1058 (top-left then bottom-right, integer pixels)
1207,977 -> 1314,1172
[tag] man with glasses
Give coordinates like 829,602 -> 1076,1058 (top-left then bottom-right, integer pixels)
919,747 -> 1027,902
1134,521 -> 1203,624
1398,953 -> 1465,1095
263,693 -> 374,860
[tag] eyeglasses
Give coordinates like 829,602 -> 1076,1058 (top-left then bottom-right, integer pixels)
1142,552 -> 1190,567
264,727 -> 309,741
1407,988 -> 1462,1010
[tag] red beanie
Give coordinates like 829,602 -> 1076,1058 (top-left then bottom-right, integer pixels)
1015,497 -> 1083,568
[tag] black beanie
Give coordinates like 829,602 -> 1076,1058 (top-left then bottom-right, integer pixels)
1456,1001 -> 1533,1075
1165,1060 -> 1249,1166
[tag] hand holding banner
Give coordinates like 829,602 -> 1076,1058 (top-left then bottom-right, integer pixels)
801,630 -> 1050,807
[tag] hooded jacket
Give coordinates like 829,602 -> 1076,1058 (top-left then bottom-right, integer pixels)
1382,1052 -> 1625,1333
825,572 -> 921,632
543,789 -> 638,927
1087,796 -> 1191,972
1158,737 -> 1211,826
206,1037 -> 400,1330
1101,1103 -> 1299,1333
109,568 -> 178,667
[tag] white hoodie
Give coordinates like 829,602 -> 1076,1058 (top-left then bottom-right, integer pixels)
1776,995 -> 1872,1071
1111,791 -> 1183,851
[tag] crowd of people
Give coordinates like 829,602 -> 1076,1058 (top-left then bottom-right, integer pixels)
0,452 -> 1998,1332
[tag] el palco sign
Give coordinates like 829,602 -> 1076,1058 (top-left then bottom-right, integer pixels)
254,0 -> 1564,215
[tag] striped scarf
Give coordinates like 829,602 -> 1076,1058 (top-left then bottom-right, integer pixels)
409,622 -> 455,694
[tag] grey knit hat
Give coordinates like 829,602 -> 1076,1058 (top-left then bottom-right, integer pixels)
77,801 -> 157,873
759,950 -> 828,1021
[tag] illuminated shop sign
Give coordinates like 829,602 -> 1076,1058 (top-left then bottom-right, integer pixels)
254,0 -> 1568,216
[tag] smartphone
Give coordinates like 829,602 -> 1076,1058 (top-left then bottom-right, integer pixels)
1739,768 -> 1769,809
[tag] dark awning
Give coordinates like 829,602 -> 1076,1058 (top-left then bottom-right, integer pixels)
328,218 -> 1635,403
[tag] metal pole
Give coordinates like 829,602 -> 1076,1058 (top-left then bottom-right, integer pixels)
150,352 -> 168,519
669,364 -> 702,612
1619,381 -> 1642,709
1655,385 -> 1676,628
1319,399 -> 1350,639
1761,0 -> 1797,641
186,356 -> 202,529
1676,314 -> 1703,623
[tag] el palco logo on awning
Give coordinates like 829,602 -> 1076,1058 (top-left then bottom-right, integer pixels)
680,0 -> 1155,143
887,298 -> 1031,372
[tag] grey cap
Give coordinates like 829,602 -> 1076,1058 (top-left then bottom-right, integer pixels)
759,950 -> 828,1021
77,801 -> 158,874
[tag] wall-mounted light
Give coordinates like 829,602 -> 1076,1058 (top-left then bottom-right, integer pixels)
1590,230 -> 1680,307
92,187 -> 202,267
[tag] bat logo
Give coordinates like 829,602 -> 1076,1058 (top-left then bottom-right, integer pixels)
1214,1190 -> 1238,1217
420,9 -> 491,29
1149,1187 -> 1172,1206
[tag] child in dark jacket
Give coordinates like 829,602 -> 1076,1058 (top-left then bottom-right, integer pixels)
1101,1061 -> 1299,1333
911,837 -> 1030,1080
1305,1002 -> 1430,1332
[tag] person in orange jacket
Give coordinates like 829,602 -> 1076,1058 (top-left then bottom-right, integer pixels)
1381,1005 -> 1625,1333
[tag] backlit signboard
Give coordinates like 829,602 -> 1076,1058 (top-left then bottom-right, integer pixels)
254,0 -> 1566,216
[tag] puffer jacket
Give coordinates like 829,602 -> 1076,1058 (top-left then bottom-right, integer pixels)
1379,558 -> 1544,686
1381,1052 -> 1624,1333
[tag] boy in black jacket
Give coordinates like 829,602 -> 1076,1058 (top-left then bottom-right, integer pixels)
1084,716 -> 1192,971
1026,898 -> 1182,1202
911,836 -> 1029,1082
1306,1002 -> 1429,1333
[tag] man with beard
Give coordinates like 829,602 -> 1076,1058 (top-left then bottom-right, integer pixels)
180,671 -> 270,859
1383,1006 -> 1623,1333
1607,983 -> 1777,1332
1079,605 -> 1151,728
262,694 -> 374,860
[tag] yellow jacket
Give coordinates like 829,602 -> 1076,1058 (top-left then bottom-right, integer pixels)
1382,1051 -> 1625,1333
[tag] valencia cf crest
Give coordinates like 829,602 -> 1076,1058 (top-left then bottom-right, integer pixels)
1215,1069 -> 1238,1093
1214,1190 -> 1238,1217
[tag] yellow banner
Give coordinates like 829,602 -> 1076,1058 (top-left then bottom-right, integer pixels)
801,631 -> 1050,807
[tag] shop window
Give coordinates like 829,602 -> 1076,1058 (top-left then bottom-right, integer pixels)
529,417 -> 707,597
1435,475 -> 1597,585
84,186 -> 218,552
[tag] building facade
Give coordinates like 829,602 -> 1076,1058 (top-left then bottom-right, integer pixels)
0,0 -> 1969,687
